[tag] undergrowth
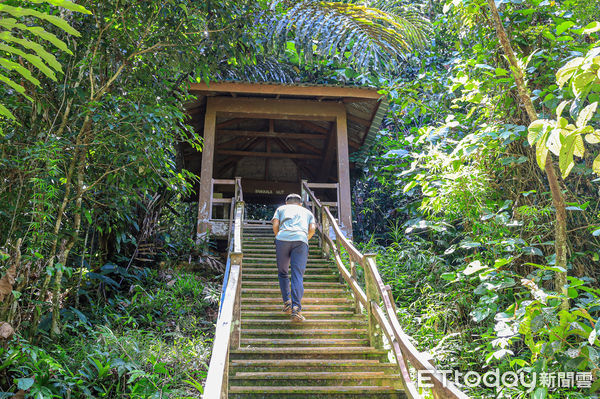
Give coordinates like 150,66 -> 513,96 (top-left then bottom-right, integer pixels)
1,266 -> 219,398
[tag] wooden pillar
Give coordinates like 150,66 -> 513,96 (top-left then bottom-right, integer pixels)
335,110 -> 353,238
197,99 -> 216,240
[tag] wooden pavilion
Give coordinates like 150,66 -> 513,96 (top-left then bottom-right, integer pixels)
179,81 -> 387,239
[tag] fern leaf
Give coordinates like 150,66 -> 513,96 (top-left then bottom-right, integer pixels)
0,4 -> 81,37
27,0 -> 92,15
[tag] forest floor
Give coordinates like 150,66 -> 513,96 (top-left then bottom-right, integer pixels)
6,265 -> 219,398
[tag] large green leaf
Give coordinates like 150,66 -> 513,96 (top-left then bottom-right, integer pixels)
0,4 -> 81,36
0,32 -> 62,71
0,44 -> 57,81
0,58 -> 41,87
556,57 -> 584,88
576,102 -> 598,128
27,0 -> 91,15
0,18 -> 72,54
559,133 -> 577,178
0,73 -> 32,101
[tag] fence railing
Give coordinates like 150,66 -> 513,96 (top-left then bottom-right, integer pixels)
210,177 -> 242,220
301,181 -> 469,399
203,183 -> 244,399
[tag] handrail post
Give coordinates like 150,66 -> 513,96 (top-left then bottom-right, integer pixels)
321,206 -> 330,259
230,252 -> 243,349
231,200 -> 244,350
349,260 -> 361,314
363,253 -> 384,350
301,179 -> 308,207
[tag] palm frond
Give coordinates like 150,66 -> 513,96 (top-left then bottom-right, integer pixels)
0,1 -> 89,120
268,0 -> 432,71
217,57 -> 299,83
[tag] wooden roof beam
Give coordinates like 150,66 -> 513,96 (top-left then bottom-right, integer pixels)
190,82 -> 382,100
217,130 -> 326,140
216,150 -> 321,160
209,97 -> 345,121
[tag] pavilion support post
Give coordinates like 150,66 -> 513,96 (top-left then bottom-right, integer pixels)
335,110 -> 353,238
197,99 -> 216,242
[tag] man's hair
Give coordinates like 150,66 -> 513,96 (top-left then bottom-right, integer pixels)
285,193 -> 302,204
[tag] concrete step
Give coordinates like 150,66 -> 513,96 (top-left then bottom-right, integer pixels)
243,268 -> 336,274
241,319 -> 367,330
243,281 -> 342,288
241,303 -> 356,311
242,311 -> 358,319
243,273 -> 340,281
230,371 -> 402,387
242,297 -> 352,304
229,347 -> 388,361
229,385 -> 406,398
240,338 -> 369,347
241,328 -> 367,339
229,359 -> 396,373
242,260 -> 338,272
242,288 -> 349,298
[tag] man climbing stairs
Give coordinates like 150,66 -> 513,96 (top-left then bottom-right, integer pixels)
228,224 -> 406,398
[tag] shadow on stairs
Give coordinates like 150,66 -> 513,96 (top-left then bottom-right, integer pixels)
229,224 -> 406,399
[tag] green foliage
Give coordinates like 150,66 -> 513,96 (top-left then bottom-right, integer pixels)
529,45 -> 600,178
0,0 -> 89,120
268,0 -> 431,70
0,268 -> 215,397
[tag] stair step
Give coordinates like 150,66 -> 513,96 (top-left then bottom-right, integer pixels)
229,385 -> 406,398
244,273 -> 339,281
242,259 -> 332,263
241,304 -> 356,311
243,268 -> 336,275
229,360 -> 398,375
242,288 -> 349,298
240,338 -> 369,347
230,359 -> 396,370
241,328 -> 367,339
230,372 -> 402,387
242,297 -> 352,304
229,347 -> 388,361
241,265 -> 334,271
242,311 -> 358,319
243,281 -> 341,288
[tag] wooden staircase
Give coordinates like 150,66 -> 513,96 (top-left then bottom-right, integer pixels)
228,224 -> 406,398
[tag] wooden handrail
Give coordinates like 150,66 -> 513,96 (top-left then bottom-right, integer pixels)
204,198 -> 244,399
301,181 -> 469,399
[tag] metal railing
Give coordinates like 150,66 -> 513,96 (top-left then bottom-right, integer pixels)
203,183 -> 244,399
301,181 -> 469,399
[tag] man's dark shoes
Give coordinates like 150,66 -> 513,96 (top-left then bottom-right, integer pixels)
291,305 -> 305,322
282,300 -> 292,315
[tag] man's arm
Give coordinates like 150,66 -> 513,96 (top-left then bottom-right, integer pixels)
272,218 -> 280,236
308,223 -> 316,240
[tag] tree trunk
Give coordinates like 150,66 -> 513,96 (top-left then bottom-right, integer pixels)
486,0 -> 568,308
